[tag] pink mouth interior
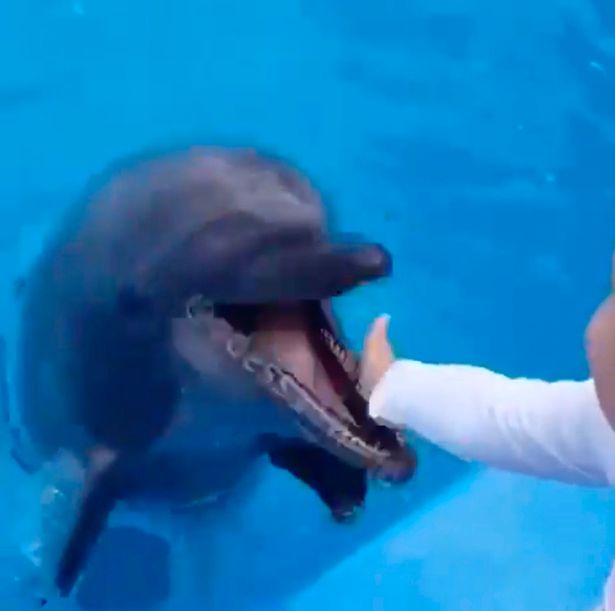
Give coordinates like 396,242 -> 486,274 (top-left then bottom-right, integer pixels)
252,304 -> 350,414
183,298 -> 416,481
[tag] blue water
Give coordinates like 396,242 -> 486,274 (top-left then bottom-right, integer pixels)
1,0 -> 615,609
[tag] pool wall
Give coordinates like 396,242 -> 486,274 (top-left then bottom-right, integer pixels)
1,0 -> 615,609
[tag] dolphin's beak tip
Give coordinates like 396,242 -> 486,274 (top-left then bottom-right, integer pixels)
363,244 -> 393,279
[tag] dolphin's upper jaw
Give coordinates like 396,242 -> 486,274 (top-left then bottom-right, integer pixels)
185,297 -> 416,483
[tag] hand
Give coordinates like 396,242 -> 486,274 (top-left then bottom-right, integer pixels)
359,314 -> 395,395
586,251 -> 615,429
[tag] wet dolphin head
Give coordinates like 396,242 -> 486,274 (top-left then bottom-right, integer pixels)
122,148 -> 391,308
116,146 -> 415,482
13,145 -> 417,601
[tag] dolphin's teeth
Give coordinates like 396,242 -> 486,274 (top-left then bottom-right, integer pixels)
318,326 -> 362,386
241,353 -> 276,387
185,293 -> 213,319
317,325 -> 373,413
320,328 -> 347,364
216,312 -> 400,476
226,334 -> 250,359
240,353 -> 259,374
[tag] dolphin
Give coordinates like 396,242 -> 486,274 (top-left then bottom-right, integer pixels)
15,145 -> 417,600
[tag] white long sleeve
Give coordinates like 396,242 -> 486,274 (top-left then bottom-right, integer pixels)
369,360 -> 615,487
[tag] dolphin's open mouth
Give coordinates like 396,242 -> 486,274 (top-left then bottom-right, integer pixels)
183,295 -> 416,483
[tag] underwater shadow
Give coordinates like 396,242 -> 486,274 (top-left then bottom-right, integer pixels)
68,439 -> 470,610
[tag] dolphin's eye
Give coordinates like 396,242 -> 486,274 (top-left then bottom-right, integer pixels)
185,294 -> 213,319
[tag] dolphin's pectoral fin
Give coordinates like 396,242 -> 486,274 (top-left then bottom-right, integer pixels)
50,306 -> 182,598
265,436 -> 367,522
55,453 -> 136,597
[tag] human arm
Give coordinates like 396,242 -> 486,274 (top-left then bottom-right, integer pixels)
362,317 -> 615,487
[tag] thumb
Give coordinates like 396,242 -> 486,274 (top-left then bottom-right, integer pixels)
360,314 -> 395,394
365,314 -> 394,357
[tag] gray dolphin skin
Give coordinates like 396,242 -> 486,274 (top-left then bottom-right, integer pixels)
15,145 -> 417,602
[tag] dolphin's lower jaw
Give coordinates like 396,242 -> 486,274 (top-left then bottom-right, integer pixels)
184,297 -> 416,483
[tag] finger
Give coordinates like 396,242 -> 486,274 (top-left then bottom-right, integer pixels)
365,314 -> 393,358
360,314 -> 395,398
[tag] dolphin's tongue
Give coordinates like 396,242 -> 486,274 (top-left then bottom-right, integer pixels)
251,305 -> 342,416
